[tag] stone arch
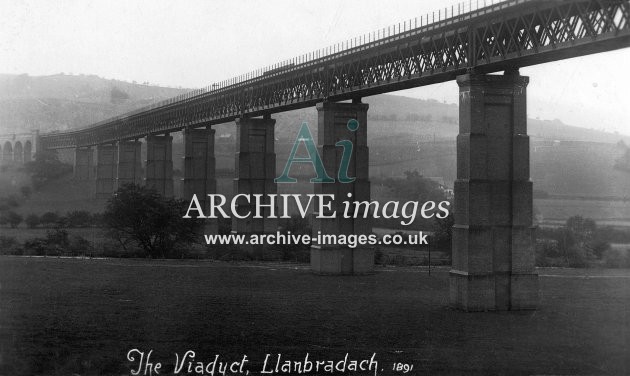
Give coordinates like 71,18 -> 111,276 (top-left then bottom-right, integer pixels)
14,141 -> 23,163
24,140 -> 32,162
2,141 -> 12,163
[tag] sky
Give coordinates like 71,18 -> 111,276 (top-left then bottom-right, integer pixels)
1,0 -> 629,135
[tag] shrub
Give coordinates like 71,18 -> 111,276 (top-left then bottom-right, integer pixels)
374,249 -> 386,265
565,246 -> 590,268
275,215 -> 312,261
4,211 -> 23,229
25,150 -> 73,188
25,214 -> 40,229
90,212 -> 104,227
67,234 -> 93,256
433,213 -> 453,256
0,236 -> 20,254
602,248 -> 630,268
40,212 -> 61,227
0,195 -> 20,211
65,210 -> 92,228
104,184 -> 202,258
21,229 -> 92,257
590,240 -> 611,260
218,217 -> 232,235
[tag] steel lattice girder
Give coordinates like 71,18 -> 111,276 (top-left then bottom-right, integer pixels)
40,0 -> 630,149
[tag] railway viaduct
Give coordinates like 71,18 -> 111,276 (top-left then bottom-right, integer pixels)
0,132 -> 38,165
4,0 -> 629,311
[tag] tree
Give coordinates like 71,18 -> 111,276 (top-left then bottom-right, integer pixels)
103,184 -> 201,258
0,195 -> 20,210
559,215 -> 601,266
25,150 -> 73,188
25,214 -> 40,229
40,212 -> 60,227
110,87 -> 129,103
566,215 -> 597,243
387,170 -> 446,203
65,210 -> 92,228
4,211 -> 23,228
90,212 -> 104,227
433,212 -> 454,255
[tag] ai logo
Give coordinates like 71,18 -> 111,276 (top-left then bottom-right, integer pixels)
275,119 -> 359,184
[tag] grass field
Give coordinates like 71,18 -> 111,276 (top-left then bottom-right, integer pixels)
535,198 -> 630,227
1,257 -> 629,376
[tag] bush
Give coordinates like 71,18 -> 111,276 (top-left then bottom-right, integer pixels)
218,217 -> 231,235
65,210 -> 92,228
67,234 -> 94,256
536,216 -> 620,268
25,214 -> 40,229
564,246 -> 591,268
21,229 -> 94,257
375,249 -> 385,265
3,211 -> 23,228
0,236 -> 20,255
602,248 -> 630,268
40,212 -> 61,228
91,212 -> 104,227
433,213 -> 453,255
22,229 -> 65,256
275,215 -> 312,261
25,150 -> 73,188
590,240 -> 611,260
104,184 -> 202,258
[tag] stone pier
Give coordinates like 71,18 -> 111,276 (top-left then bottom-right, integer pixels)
450,71 -> 538,311
311,101 -> 373,275
95,143 -> 118,199
233,116 -> 277,252
13,143 -> 23,164
74,147 -> 93,180
145,134 -> 174,196
182,127 -> 217,232
117,140 -> 142,188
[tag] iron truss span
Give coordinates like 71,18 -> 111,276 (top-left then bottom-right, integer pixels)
41,0 -> 630,149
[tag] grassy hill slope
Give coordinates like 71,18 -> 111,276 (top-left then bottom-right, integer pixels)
1,73 -> 630,223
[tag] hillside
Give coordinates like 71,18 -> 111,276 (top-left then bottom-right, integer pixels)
0,73 -> 187,133
2,73 -> 629,143
2,73 -> 630,221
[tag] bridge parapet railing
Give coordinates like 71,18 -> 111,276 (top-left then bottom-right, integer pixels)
39,0 -> 630,149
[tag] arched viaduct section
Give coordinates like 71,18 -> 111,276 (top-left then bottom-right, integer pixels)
0,131 -> 39,165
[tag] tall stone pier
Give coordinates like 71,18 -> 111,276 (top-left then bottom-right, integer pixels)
182,127 -> 217,232
311,101 -> 373,275
233,116 -> 277,252
95,143 -> 118,199
146,134 -> 174,197
450,71 -> 538,311
74,147 -> 93,180
117,140 -> 142,188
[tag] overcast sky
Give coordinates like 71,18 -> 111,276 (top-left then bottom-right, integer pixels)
1,0 -> 629,135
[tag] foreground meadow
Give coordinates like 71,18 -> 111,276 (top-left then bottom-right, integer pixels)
1,257 -> 629,375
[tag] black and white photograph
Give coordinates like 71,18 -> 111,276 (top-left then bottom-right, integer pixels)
1,0 -> 629,375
